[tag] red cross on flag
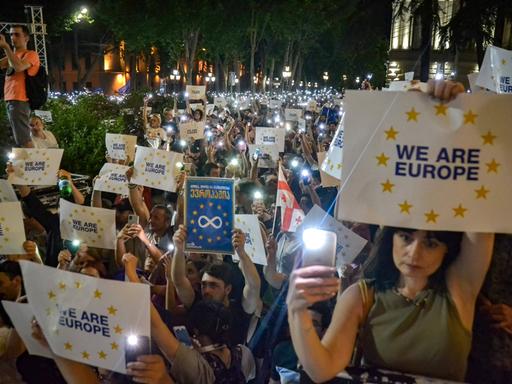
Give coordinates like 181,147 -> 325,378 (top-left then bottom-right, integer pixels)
277,166 -> 304,232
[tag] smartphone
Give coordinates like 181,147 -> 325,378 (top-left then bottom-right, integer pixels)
302,228 -> 337,267
63,239 -> 81,256
173,326 -> 194,348
125,335 -> 151,364
127,214 -> 139,226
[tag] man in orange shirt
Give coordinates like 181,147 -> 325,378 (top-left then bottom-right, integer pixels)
0,25 -> 40,148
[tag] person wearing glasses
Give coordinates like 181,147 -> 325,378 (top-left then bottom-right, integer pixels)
0,25 -> 40,148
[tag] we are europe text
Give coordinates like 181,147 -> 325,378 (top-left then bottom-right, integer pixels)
394,145 -> 480,181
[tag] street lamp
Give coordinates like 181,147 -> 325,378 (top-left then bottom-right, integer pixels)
323,71 -> 329,82
205,72 -> 216,85
169,69 -> 181,93
282,65 -> 291,90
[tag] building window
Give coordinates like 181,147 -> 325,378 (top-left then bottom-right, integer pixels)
391,4 -> 412,49
433,0 -> 454,50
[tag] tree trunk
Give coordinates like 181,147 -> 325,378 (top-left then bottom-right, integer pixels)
295,56 -> 303,87
184,30 -> 200,85
268,57 -> 275,96
475,33 -> 485,69
419,8 -> 433,82
73,29 -> 82,89
493,11 -> 505,47
129,53 -> 137,91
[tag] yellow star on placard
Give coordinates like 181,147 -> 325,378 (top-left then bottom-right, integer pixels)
82,351 -> 90,360
45,307 -> 52,316
463,110 -> 478,125
380,179 -> 395,193
399,200 -> 413,214
502,59 -> 507,65
208,202 -> 213,207
192,228 -> 197,233
452,204 -> 467,218
190,219 -> 195,225
434,103 -> 448,116
110,342 -> 119,350
48,291 -> 56,300
207,238 -> 212,243
475,185 -> 490,199
406,107 -> 420,122
481,131 -> 496,145
425,209 -> 439,223
199,235 -> 203,240
384,127 -> 398,140
64,342 -> 73,351
107,305 -> 117,316
193,210 -> 198,215
75,281 -> 82,289
58,282 -> 66,290
337,163 -> 342,169
98,350 -> 107,359
486,159 -> 500,173
113,324 -> 123,334
94,289 -> 103,299
376,153 -> 389,166
199,204 -> 204,209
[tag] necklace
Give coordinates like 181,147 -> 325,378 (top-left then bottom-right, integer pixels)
392,287 -> 431,307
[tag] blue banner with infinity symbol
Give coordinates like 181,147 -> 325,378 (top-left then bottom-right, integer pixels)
184,177 -> 235,254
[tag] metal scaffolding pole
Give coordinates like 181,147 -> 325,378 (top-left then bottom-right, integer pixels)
0,5 -> 48,73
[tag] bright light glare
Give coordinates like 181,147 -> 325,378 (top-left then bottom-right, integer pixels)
175,161 -> 184,169
127,334 -> 138,346
301,169 -> 310,178
285,122 -> 291,131
179,140 -> 187,147
230,158 -> 239,166
291,159 -> 299,168
184,92 -> 189,98
253,191 -> 263,200
80,7 -> 88,14
303,228 -> 328,250
72,239 -> 81,247
7,152 -> 14,160
168,243 -> 175,252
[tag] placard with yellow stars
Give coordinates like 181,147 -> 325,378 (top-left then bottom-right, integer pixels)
476,45 -> 512,94
18,260 -> 150,374
0,202 -> 26,254
105,133 -> 137,161
0,180 -> 18,203
232,215 -> 267,266
337,91 -> 512,233
184,177 -> 235,254
93,163 -> 130,196
320,119 -> 344,180
131,146 -> 183,192
7,148 -> 63,186
59,199 -> 116,249
317,152 -> 340,188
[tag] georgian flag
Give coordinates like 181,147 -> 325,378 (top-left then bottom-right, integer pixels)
277,166 -> 304,232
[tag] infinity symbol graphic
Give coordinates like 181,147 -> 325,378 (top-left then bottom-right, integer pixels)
198,215 -> 223,229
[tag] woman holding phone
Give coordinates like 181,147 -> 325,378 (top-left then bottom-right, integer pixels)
286,80 -> 495,382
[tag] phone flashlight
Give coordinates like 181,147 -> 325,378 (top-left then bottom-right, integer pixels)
7,152 -> 14,161
285,123 -> 291,131
230,158 -> 239,166
175,161 -> 184,169
302,228 -> 337,267
291,159 -> 299,168
319,123 -> 326,130
179,140 -> 187,148
184,91 -> 189,98
253,190 -> 263,200
167,243 -> 175,253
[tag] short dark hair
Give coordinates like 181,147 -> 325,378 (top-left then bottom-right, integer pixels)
152,204 -> 172,221
201,262 -> 232,287
188,300 -> 232,345
365,227 -> 462,292
0,260 -> 22,280
11,25 -> 30,36
237,180 -> 256,196
203,162 -> 220,176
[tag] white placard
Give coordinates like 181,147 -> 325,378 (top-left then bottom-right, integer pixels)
248,144 -> 280,168
8,148 -> 63,186
476,45 -> 512,94
2,301 -> 53,358
404,71 -> 415,81
0,202 -> 26,254
206,104 -> 215,115
298,118 -> 306,132
0,179 -> 18,202
317,152 -> 340,187
337,91 -> 512,233
214,97 -> 228,108
233,214 -> 267,266
34,110 -> 53,123
59,199 -> 116,249
179,121 -> 205,141
300,205 -> 367,266
321,118 -> 344,179
186,85 -> 206,99
105,133 -> 137,161
255,127 -> 286,152
19,261 -> 150,374
93,163 -> 130,196
269,99 -> 282,109
131,147 -> 183,192
285,108 -> 302,122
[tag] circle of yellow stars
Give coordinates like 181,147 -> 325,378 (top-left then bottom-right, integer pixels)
374,102 -> 500,224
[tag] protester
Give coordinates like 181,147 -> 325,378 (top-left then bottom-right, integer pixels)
28,115 -> 59,149
0,25 -> 40,148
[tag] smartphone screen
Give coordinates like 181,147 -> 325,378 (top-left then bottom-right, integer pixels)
302,228 -> 337,267
125,335 -> 151,364
127,214 -> 139,226
173,326 -> 194,348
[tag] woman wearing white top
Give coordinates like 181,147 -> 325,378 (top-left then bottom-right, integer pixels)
29,115 -> 59,149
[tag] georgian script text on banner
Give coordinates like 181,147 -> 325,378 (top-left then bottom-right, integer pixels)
19,261 -> 150,374
336,91 -> 512,233
184,177 -> 235,254
8,148 -> 63,186
59,199 -> 116,249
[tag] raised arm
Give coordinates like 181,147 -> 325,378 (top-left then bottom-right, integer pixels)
446,233 -> 495,329
58,170 -> 85,205
287,267 -> 359,382
232,229 -> 261,314
263,235 -> 287,289
170,225 -> 196,308
127,178 -> 150,227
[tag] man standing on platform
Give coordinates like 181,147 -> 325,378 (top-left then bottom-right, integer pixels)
0,25 -> 40,148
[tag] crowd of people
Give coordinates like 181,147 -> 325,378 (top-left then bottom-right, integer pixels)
1,24 -> 511,384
